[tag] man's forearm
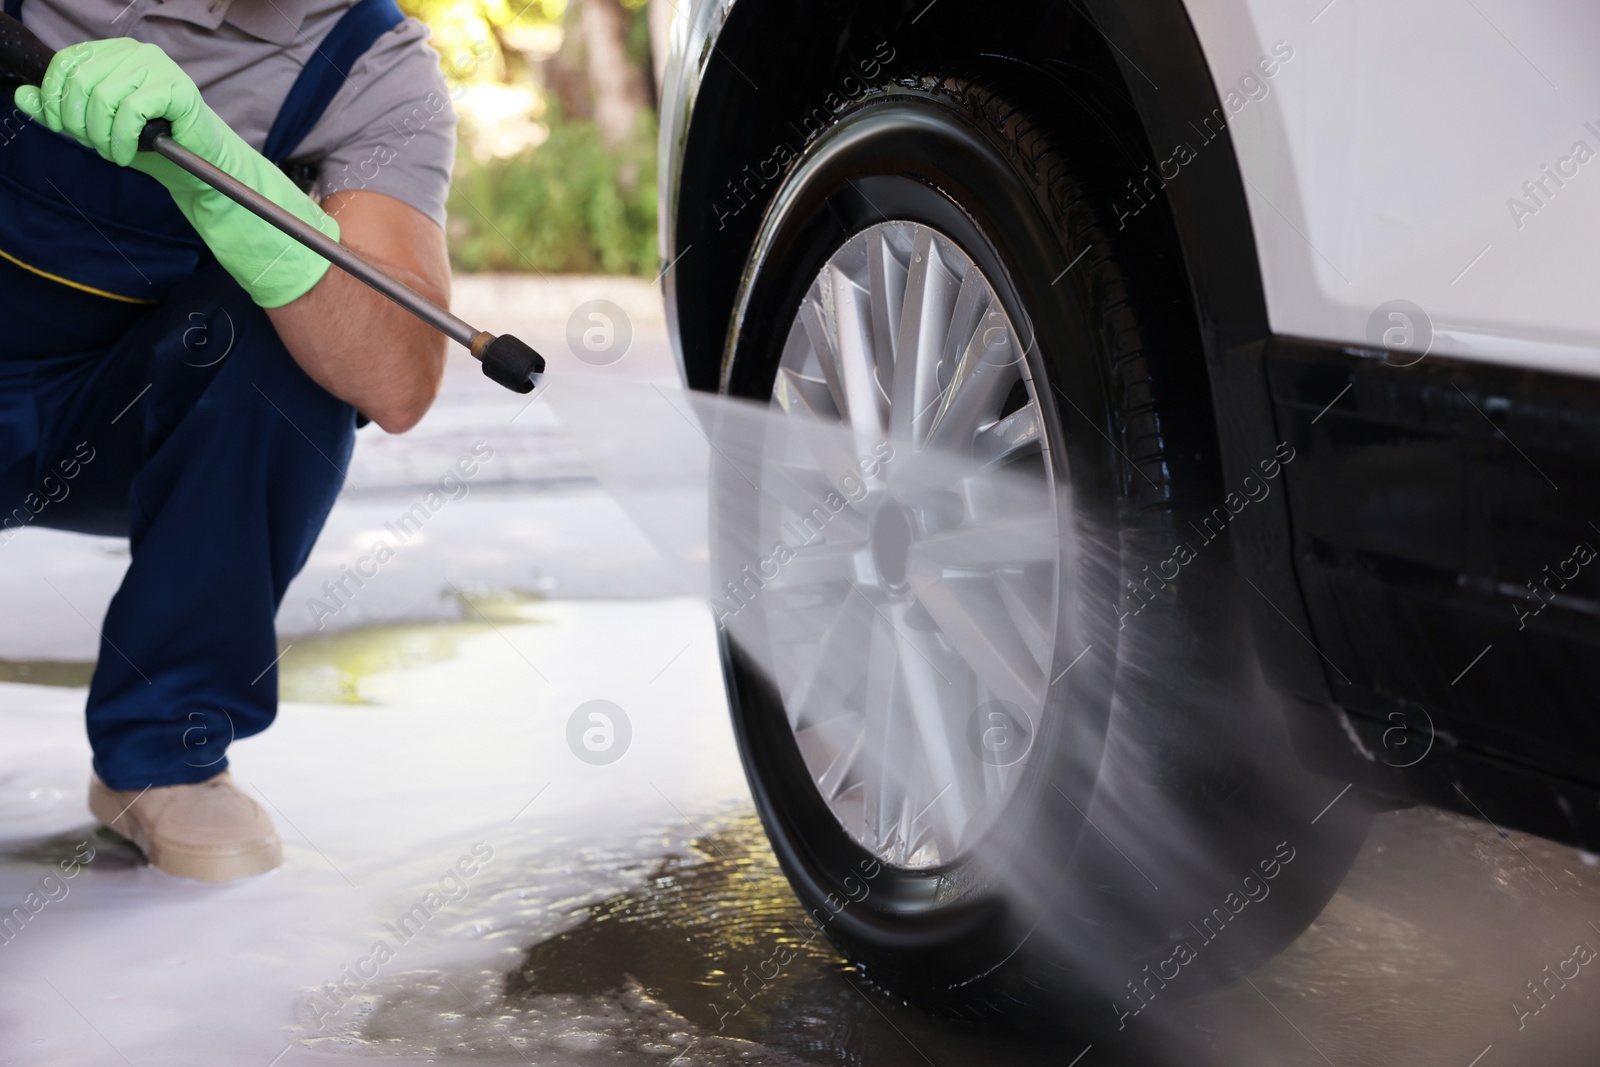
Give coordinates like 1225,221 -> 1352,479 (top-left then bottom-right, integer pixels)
266,243 -> 448,434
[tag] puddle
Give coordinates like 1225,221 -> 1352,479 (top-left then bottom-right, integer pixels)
0,826 -> 145,871
277,621 -> 495,704
0,588 -> 552,704
289,813 -> 1030,1066
0,659 -> 95,688
502,813 -> 843,1041
0,626 -> 474,707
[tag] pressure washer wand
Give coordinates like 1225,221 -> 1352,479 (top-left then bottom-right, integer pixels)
0,12 -> 545,394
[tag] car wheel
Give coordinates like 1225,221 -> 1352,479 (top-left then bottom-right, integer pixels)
712,73 -> 1369,1022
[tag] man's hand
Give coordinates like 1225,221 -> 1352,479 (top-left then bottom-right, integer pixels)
21,38 -> 223,168
269,190 -> 449,434
17,38 -> 339,309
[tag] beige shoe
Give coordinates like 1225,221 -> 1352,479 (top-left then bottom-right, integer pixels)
89,771 -> 283,882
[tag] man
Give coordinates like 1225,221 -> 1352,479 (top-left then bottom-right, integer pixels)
0,0 -> 456,880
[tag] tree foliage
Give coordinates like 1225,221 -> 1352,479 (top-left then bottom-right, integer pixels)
402,0 -> 661,276
398,0 -> 567,87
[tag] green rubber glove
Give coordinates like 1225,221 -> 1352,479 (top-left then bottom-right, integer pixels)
15,38 -> 338,308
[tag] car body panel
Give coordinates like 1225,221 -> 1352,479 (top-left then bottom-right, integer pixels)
667,0 -> 1600,381
1184,0 -> 1600,379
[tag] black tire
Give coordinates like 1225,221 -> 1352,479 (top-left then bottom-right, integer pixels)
714,72 -> 1369,1025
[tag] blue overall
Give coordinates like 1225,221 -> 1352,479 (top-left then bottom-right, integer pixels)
0,0 -> 403,789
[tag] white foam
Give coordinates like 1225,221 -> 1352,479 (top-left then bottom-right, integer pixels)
0,598 -> 745,1063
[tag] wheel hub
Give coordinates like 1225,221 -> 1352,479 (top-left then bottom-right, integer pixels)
870,502 -> 914,592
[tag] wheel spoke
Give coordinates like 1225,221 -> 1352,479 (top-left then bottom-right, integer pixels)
828,264 -> 889,438
994,566 -> 1055,669
924,306 -> 1021,453
941,262 -> 992,374
778,591 -> 875,730
798,290 -> 852,422
906,511 -> 1058,570
906,573 -> 1046,709
802,712 -> 865,802
894,621 -> 982,855
867,226 -> 907,396
890,227 -> 961,447
756,459 -> 840,517
775,366 -> 841,422
761,422 -> 880,523
975,402 -> 1045,468
860,608 -> 911,855
764,542 -> 863,592
761,458 -> 872,542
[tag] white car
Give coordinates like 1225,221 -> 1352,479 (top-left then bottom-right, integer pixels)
656,0 -> 1600,1022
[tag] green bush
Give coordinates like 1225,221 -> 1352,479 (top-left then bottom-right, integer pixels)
446,114 -> 658,276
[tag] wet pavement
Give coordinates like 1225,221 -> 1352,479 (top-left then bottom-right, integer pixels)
2,278 -> 1598,1065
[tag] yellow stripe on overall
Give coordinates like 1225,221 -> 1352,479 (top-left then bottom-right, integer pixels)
0,244 -> 158,305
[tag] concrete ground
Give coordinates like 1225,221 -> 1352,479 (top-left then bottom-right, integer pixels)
1,276 -> 1597,1066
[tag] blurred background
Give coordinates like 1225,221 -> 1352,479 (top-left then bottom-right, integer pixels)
406,0 -> 666,276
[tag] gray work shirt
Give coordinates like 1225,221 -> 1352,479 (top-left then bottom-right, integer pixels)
21,0 -> 457,227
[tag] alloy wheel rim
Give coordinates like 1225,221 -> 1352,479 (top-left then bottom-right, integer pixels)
756,220 -> 1063,869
